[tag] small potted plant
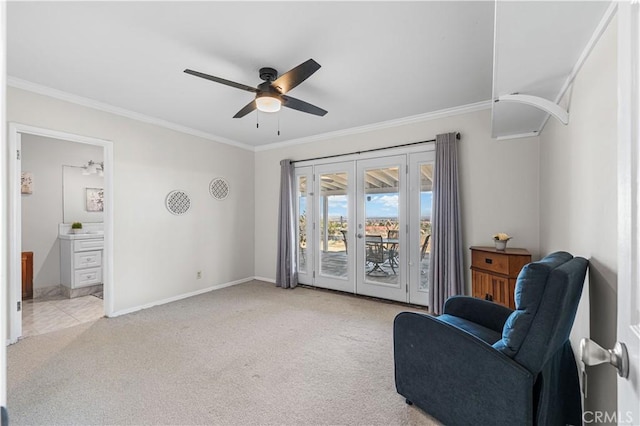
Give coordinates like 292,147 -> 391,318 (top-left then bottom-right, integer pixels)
493,233 -> 511,251
71,222 -> 83,234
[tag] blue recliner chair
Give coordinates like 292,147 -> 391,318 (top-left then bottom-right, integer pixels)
394,251 -> 588,426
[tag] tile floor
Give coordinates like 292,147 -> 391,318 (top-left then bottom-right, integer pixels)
22,294 -> 104,338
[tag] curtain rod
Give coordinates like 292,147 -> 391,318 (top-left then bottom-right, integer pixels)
291,132 -> 460,164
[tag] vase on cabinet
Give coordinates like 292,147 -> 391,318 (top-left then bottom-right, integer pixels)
494,240 -> 509,251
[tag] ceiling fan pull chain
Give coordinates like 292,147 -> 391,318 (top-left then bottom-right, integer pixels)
278,114 -> 280,136
256,110 -> 259,129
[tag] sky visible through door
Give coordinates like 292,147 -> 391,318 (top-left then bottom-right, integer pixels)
299,192 -> 432,220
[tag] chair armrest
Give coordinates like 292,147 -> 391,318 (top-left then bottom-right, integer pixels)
443,296 -> 513,333
394,312 -> 533,426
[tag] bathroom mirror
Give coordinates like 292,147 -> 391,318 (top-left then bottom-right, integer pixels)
62,165 -> 104,223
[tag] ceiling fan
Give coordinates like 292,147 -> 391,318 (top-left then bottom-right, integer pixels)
184,58 -> 328,118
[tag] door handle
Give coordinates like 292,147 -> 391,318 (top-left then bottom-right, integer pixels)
357,233 -> 363,239
580,338 -> 629,378
579,338 -> 629,398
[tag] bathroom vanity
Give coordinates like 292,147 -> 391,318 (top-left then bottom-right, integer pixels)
59,224 -> 104,298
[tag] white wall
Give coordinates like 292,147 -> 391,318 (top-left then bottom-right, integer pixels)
539,16 -> 617,422
21,134 -> 103,291
8,87 -> 255,313
62,165 -> 105,224
255,108 -> 541,291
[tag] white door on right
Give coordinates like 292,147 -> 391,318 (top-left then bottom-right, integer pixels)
617,2 -> 640,423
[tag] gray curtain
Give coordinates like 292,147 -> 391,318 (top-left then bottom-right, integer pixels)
276,159 -> 298,289
429,132 -> 464,314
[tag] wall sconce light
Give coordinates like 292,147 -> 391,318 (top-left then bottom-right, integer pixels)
82,160 -> 104,176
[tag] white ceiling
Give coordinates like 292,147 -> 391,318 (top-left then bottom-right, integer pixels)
7,1 -> 495,148
6,1 -> 610,149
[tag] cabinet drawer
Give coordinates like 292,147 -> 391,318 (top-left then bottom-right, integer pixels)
74,250 -> 102,269
74,267 -> 102,287
74,239 -> 104,252
471,250 -> 509,275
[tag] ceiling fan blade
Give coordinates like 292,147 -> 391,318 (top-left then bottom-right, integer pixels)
272,59 -> 321,94
282,95 -> 328,116
233,100 -> 257,118
184,69 -> 259,93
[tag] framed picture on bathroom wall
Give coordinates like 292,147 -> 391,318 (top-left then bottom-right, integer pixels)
85,187 -> 104,212
21,171 -> 33,194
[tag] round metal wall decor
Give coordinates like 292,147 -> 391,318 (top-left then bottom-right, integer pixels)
209,177 -> 230,200
165,190 -> 191,215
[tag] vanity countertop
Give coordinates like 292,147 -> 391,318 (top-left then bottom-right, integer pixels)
58,231 -> 104,240
58,223 -> 103,240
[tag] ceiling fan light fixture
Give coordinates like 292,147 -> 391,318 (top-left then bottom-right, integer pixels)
185,59 -> 326,118
255,93 -> 282,113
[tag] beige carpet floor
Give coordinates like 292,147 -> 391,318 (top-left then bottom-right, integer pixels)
7,281 -> 438,425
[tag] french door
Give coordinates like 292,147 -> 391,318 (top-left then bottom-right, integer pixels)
295,166 -> 314,286
313,162 -> 355,293
355,156 -> 406,302
295,150 -> 434,306
407,152 -> 434,306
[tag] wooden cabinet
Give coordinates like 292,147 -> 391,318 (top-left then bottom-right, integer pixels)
21,251 -> 33,300
470,246 -> 531,310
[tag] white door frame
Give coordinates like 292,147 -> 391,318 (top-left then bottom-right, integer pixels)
7,123 -> 115,343
1,0 -> 8,410
617,2 -> 640,421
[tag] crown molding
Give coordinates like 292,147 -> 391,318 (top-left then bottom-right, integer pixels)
9,76 -> 492,154
7,76 -> 255,152
496,131 -> 539,141
254,100 -> 492,152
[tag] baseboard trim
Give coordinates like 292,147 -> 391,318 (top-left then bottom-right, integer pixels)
253,276 -> 276,284
109,277 -> 254,317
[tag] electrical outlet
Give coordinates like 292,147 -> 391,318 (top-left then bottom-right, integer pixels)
196,271 -> 202,279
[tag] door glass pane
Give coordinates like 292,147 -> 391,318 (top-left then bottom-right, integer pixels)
419,163 -> 433,290
297,176 -> 308,274
364,167 -> 399,285
319,172 -> 348,278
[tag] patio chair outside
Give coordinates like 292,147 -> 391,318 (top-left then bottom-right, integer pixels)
366,235 -> 390,275
341,230 -> 348,253
387,229 -> 399,271
421,234 -> 431,260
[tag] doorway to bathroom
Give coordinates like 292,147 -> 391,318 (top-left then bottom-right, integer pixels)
8,124 -> 114,342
